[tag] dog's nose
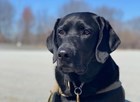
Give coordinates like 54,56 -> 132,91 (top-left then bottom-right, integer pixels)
58,50 -> 70,59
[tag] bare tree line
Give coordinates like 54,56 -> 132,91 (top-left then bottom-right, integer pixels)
0,0 -> 140,49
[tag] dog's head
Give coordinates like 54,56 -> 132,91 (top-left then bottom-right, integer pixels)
47,12 -> 120,75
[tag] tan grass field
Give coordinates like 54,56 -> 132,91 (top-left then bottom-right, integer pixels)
0,50 -> 139,102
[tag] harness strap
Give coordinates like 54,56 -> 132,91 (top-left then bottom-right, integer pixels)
96,81 -> 121,94
50,80 -> 60,94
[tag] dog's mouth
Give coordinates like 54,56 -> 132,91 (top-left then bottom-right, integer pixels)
57,63 -> 88,75
75,68 -> 87,75
57,53 -> 89,75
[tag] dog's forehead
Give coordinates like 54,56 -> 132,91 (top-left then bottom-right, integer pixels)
59,12 -> 97,27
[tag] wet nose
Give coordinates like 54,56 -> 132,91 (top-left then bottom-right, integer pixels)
58,50 -> 70,59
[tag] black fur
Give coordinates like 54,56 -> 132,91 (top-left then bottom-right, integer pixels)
47,12 -> 125,102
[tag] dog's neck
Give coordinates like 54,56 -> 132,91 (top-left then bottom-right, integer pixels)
55,56 -> 119,97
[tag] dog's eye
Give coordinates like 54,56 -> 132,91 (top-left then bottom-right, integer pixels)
82,29 -> 91,35
58,29 -> 65,35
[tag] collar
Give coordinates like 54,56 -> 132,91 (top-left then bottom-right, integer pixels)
50,80 -> 122,96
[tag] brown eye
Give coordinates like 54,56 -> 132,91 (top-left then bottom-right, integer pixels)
58,29 -> 65,35
83,29 -> 91,35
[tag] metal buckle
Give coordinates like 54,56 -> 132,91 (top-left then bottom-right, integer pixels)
74,87 -> 82,95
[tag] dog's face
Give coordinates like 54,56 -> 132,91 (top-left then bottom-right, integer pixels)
56,13 -> 99,74
47,12 -> 120,75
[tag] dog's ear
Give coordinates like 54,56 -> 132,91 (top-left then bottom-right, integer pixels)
46,18 -> 61,63
95,16 -> 121,63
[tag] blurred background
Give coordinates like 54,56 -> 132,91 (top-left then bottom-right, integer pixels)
0,0 -> 140,102
0,0 -> 140,49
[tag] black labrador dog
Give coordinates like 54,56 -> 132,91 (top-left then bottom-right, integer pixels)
47,12 -> 125,102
